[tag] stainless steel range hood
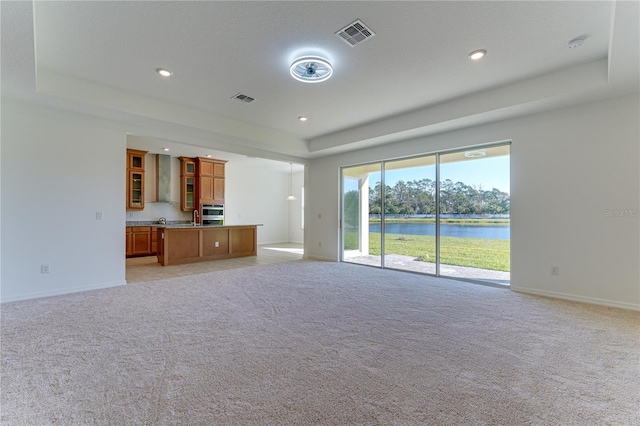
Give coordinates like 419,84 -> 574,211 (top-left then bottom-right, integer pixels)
156,154 -> 171,203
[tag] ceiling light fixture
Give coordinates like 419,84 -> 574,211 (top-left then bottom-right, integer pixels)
468,49 -> 487,60
286,163 -> 297,201
290,56 -> 333,83
567,37 -> 585,49
163,148 -> 170,152
298,116 -> 308,122
156,68 -> 172,77
206,154 -> 212,158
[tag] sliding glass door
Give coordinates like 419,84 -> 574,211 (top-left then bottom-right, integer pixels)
382,156 -> 437,273
439,145 -> 510,284
342,163 -> 382,267
340,143 -> 510,285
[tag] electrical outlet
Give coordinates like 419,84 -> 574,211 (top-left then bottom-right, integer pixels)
215,241 -> 220,248
41,264 -> 50,274
551,266 -> 559,275
96,211 -> 104,220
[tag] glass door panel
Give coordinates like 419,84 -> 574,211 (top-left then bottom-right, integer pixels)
130,171 -> 143,207
341,163 -> 382,267
383,156 -> 436,274
438,145 -> 511,284
185,177 -> 195,208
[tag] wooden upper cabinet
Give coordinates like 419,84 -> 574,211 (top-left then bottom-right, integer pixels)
179,157 -> 196,176
128,149 -> 147,171
127,149 -> 148,210
178,157 -> 197,212
213,177 -> 225,203
196,157 -> 227,205
198,159 -> 215,176
199,175 -> 215,204
213,162 -> 225,177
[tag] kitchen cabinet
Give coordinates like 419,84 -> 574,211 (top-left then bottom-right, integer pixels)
131,226 -> 151,255
126,149 -> 148,210
196,157 -> 227,205
126,228 -> 132,256
179,157 -> 227,210
178,157 -> 196,212
151,226 -> 158,254
125,226 -> 158,257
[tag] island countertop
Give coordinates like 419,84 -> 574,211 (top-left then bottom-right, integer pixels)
157,224 -> 259,266
157,223 -> 263,229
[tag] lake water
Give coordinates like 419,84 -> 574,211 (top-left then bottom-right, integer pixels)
369,222 -> 510,240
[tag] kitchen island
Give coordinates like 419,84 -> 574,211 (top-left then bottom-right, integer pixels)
156,224 -> 260,266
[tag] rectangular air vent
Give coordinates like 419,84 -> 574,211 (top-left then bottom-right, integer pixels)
335,19 -> 375,47
231,93 -> 255,103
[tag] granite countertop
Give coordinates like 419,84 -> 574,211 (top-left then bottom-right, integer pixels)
160,224 -> 263,229
126,220 -> 190,227
126,221 -> 262,228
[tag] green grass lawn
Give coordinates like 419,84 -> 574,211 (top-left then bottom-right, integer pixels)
344,231 -> 510,272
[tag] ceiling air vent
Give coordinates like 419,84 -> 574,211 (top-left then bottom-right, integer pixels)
335,19 -> 375,47
231,93 -> 255,103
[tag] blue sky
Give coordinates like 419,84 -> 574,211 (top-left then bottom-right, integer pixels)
344,156 -> 510,194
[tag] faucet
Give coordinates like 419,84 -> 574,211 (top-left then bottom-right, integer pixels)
193,210 -> 199,226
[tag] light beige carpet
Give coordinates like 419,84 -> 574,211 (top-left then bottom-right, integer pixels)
2,260 -> 638,425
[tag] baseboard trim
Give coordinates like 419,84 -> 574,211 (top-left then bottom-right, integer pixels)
511,286 -> 640,311
1,280 -> 127,303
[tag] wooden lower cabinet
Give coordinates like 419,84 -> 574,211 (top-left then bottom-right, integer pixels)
126,226 -> 158,257
151,227 -> 158,254
157,225 -> 257,266
126,228 -> 132,256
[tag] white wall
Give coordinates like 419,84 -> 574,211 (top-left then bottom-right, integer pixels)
224,162 -> 290,245
1,100 -> 127,302
306,94 -> 640,310
288,170 -> 304,244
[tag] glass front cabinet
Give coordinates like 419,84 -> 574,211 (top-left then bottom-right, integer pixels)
127,149 -> 148,210
179,157 -> 197,211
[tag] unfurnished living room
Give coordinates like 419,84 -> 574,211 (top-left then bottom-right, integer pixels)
1,1 -> 638,425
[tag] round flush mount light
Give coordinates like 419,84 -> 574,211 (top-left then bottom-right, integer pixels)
468,49 -> 487,60
298,116 -> 308,122
156,68 -> 172,77
464,149 -> 487,158
162,147 -> 170,152
290,56 -> 333,83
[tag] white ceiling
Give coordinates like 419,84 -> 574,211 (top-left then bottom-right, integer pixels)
2,1 -> 639,167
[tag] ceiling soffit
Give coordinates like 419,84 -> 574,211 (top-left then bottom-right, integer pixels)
12,1 -> 637,159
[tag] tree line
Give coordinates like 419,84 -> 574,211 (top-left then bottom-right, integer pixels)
344,178 -> 510,221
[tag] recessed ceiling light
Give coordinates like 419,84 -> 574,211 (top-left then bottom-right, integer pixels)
163,147 -> 170,152
468,49 -> 487,61
298,116 -> 308,122
156,68 -> 172,77
206,155 -> 212,158
290,56 -> 333,83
